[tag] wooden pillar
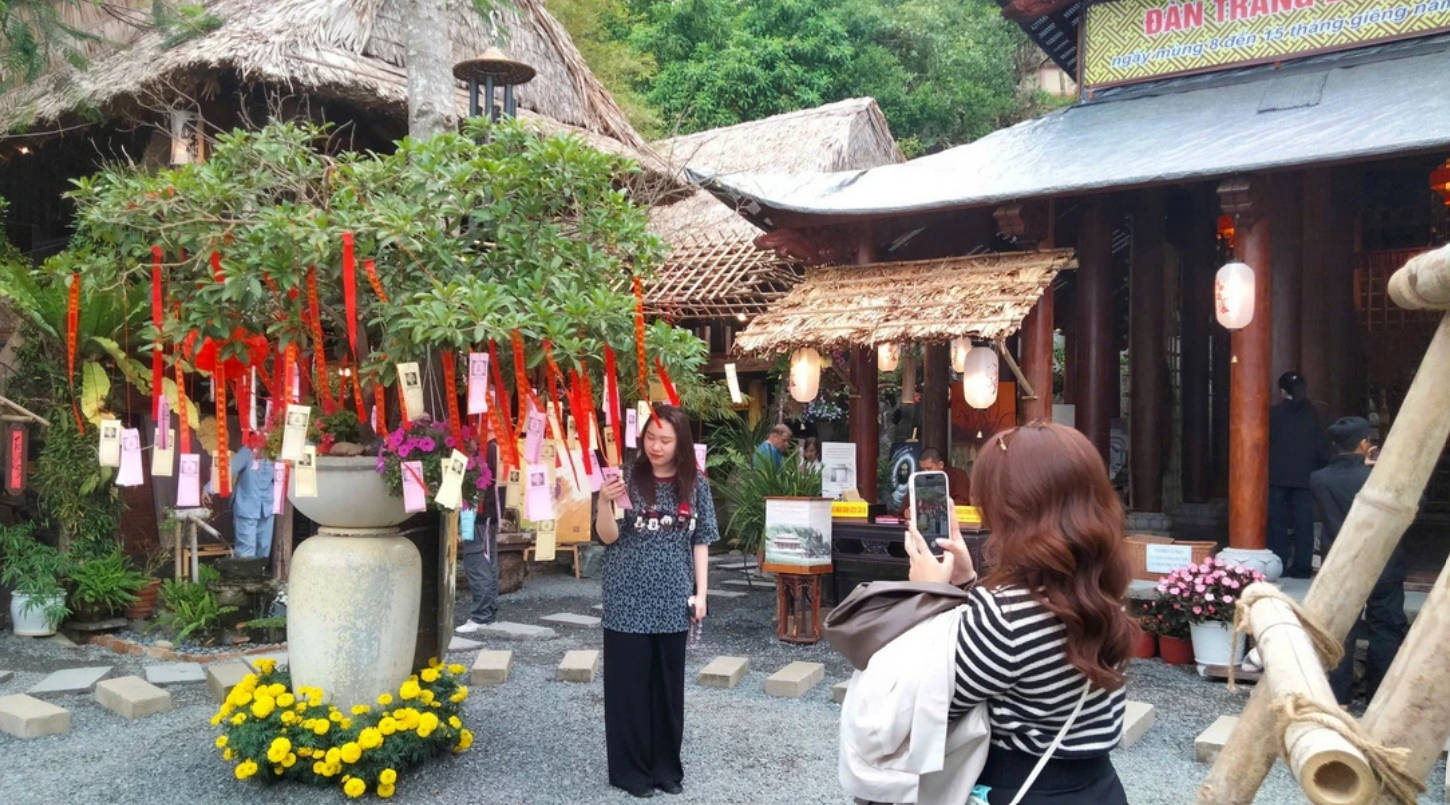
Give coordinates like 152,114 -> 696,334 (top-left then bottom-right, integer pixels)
1181,186 -> 1216,504
1299,168 -> 1332,401
1270,174 -> 1304,381
997,201 -> 1056,424
921,343 -> 950,454
851,234 -> 880,503
1076,196 -> 1115,461
1220,176 -> 1273,551
1130,189 -> 1167,512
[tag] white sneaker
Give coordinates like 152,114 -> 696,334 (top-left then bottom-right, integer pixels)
455,620 -> 486,634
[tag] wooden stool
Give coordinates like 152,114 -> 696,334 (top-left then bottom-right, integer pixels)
765,563 -> 831,645
524,543 -> 581,579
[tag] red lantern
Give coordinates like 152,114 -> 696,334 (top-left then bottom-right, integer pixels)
1432,161 -> 1450,207
1216,215 -> 1236,251
5,422 -> 28,495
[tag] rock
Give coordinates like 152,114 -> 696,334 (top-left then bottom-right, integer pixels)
475,622 -> 557,641
95,676 -> 172,720
206,661 -> 253,703
1120,701 -> 1156,750
833,680 -> 851,704
448,637 -> 484,652
764,662 -> 824,698
697,657 -> 749,689
1195,715 -> 1239,764
540,613 -> 602,627
471,650 -> 513,686
329,442 -> 365,457
27,666 -> 114,698
0,694 -> 69,739
557,650 -> 600,683
65,617 -> 127,633
144,663 -> 206,687
0,671 -> 13,685
154,640 -> 175,650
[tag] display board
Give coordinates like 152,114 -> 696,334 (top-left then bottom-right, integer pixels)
1082,0 -> 1450,88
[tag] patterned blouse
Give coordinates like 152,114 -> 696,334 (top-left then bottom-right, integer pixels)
602,466 -> 719,634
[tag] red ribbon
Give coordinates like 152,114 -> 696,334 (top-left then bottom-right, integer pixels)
350,364 -> 367,431
374,383 -> 387,435
307,269 -> 334,414
509,330 -> 539,435
632,276 -> 649,402
397,383 -> 411,430
210,252 -> 225,283
655,358 -> 680,407
541,340 -> 565,440
151,248 -> 165,423
341,233 -> 358,359
441,350 -> 462,442
175,345 -> 191,456
363,259 -> 389,304
488,340 -> 517,471
578,368 -> 597,475
604,345 -> 623,466
215,363 -> 230,497
571,370 -> 594,475
281,343 -> 298,408
67,272 -> 81,436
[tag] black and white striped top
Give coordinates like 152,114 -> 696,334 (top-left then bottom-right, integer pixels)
949,585 -> 1125,758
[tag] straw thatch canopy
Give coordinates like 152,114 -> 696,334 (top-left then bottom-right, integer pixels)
733,249 -> 1078,354
645,99 -> 904,319
0,0 -> 670,178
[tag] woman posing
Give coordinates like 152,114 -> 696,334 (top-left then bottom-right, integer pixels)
596,405 -> 718,799
906,422 -> 1134,804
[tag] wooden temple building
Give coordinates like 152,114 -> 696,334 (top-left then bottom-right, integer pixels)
694,2 -> 1450,577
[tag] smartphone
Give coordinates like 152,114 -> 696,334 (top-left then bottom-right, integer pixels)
909,470 -> 950,557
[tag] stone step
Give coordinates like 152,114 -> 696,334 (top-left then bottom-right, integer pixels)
448,637 -> 484,652
721,579 -> 771,590
95,676 -> 172,720
1120,701 -> 1156,750
0,694 -> 69,739
558,650 -> 601,683
471,650 -> 513,687
765,661 -> 825,698
0,670 -> 13,685
475,621 -> 557,641
697,657 -> 749,689
1195,715 -> 1239,764
540,612 -> 602,627
706,589 -> 747,599
27,666 -> 114,698
143,663 -> 206,687
832,680 -> 851,704
206,661 -> 254,704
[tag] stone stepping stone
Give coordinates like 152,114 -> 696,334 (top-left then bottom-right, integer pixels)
449,636 -> 484,652
0,670 -> 13,685
471,650 -> 513,686
832,680 -> 851,704
245,652 -> 288,672
558,650 -> 601,683
27,666 -> 113,698
540,612 -> 602,627
706,589 -> 747,599
206,661 -> 253,704
1195,715 -> 1238,764
144,663 -> 206,687
697,656 -> 749,689
1120,701 -> 1156,750
591,604 -> 604,611
0,694 -> 69,739
765,662 -> 825,698
476,621 -> 557,641
96,676 -> 172,720
721,579 -> 771,590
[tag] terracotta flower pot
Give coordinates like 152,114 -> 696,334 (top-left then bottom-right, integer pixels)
1131,630 -> 1157,659
1158,634 -> 1195,665
124,579 -> 162,620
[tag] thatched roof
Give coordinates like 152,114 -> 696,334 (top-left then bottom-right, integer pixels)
733,249 -> 1077,354
645,99 -> 904,319
0,0 -> 669,175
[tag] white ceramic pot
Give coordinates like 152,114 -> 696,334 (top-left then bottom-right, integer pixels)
1190,620 -> 1246,667
1216,547 -> 1283,582
10,592 -> 65,637
288,456 -> 409,530
287,534 -> 421,710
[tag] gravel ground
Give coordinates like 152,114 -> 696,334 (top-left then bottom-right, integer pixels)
0,565 -> 1444,804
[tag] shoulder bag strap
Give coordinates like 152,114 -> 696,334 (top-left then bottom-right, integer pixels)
1005,682 -> 1094,805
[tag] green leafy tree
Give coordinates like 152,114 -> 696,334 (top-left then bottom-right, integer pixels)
546,0 -> 663,137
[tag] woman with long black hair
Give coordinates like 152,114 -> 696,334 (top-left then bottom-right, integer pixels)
595,404 -> 718,799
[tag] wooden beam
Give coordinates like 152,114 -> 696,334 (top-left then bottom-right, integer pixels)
850,233 -> 880,503
922,343 -> 950,456
1076,196 -> 1115,461
1130,188 -> 1167,512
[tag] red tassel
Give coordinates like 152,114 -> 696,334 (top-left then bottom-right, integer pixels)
398,384 -> 411,430
307,269 -> 334,413
152,247 -> 164,423
216,363 -> 230,498
235,372 -> 251,446
363,258 -> 389,304
175,348 -> 191,456
374,382 -> 387,435
441,350 -> 462,442
632,276 -> 649,402
66,272 -> 80,383
604,345 -> 623,466
510,329 -> 539,434
350,365 -> 367,431
210,252 -> 225,283
655,358 -> 680,407
577,368 -> 595,475
489,340 -> 517,471
341,232 -> 358,358
542,340 -> 565,440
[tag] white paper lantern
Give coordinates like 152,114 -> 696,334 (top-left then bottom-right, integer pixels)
950,338 -> 972,373
962,345 -> 999,410
876,343 -> 901,373
1215,261 -> 1256,330
789,347 -> 822,402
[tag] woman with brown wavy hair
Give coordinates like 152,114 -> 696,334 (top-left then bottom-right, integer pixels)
906,421 -> 1133,804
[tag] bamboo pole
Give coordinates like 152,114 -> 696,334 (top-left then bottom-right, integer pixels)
1244,591 -> 1374,805
1198,244 -> 1450,804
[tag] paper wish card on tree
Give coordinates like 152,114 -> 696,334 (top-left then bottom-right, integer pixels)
117,429 -> 144,487
524,463 -> 554,522
294,446 -> 318,498
397,361 -> 425,421
272,463 -> 288,515
280,404 -> 311,462
401,460 -> 427,513
725,363 -> 743,404
625,409 -> 638,449
524,407 -> 547,464
177,454 -> 201,507
467,352 -> 490,415
152,428 -> 176,477
98,419 -> 123,467
435,449 -> 468,511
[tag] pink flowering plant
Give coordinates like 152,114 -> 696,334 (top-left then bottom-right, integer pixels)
375,415 -> 494,509
1155,557 -> 1264,625
1135,597 -> 1189,639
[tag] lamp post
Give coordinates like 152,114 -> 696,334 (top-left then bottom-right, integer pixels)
453,46 -> 536,122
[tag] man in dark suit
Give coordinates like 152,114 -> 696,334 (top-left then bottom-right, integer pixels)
1269,371 -> 1327,578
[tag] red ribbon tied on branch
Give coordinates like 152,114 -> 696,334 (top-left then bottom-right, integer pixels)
151,246 -> 165,423
488,340 -> 518,472
341,232 -> 358,359
604,345 -> 623,466
655,358 -> 680,408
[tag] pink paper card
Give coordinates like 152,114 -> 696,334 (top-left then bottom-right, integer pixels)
157,396 -> 171,450
602,466 -> 631,510
587,454 -> 604,493
117,429 -> 143,487
523,407 -> 547,464
401,460 -> 427,513
625,409 -> 638,449
177,454 -> 201,507
695,443 -> 708,474
467,352 -> 490,415
524,463 -> 554,522
272,463 -> 288,514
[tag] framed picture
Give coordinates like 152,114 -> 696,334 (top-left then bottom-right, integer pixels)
763,497 -> 833,570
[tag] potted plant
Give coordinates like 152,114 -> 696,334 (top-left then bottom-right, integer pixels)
1157,557 -> 1263,666
0,522 -> 71,636
1130,600 -> 1159,659
124,546 -> 172,620
67,547 -> 147,622
158,566 -> 237,645
241,615 -> 287,645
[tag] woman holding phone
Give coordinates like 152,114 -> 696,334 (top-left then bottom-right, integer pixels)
904,422 -> 1133,804
595,404 -> 718,799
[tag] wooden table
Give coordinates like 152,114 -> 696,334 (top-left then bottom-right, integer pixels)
764,562 -> 831,644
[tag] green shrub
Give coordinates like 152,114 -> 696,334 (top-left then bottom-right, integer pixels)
159,566 -> 236,642
69,548 -> 146,619
0,522 -> 72,623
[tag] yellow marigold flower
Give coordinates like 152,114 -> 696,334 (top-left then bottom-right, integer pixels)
340,742 -> 362,764
324,747 -> 342,766
267,683 -> 286,697
329,709 -> 343,723
351,704 -> 370,716
235,760 -> 259,780
458,729 -> 474,751
283,753 -> 297,768
420,712 -> 440,731
312,719 -> 329,736
223,748 -> 234,762
298,747 -> 313,758
313,761 -> 326,776
451,687 -> 469,703
211,713 -> 223,726
419,690 -> 435,705
420,668 -> 441,684
417,725 -> 435,739
428,657 -> 442,669
377,693 -> 393,706
231,713 -> 247,726
399,680 -> 421,700
215,736 -> 228,749
228,688 -> 252,707
379,768 -> 398,786
379,717 -> 398,736
251,698 -> 275,719
358,728 -> 383,750
340,718 -> 353,730
280,711 -> 297,726
276,693 -> 295,708
448,664 -> 466,675
220,702 -> 235,716
378,783 -> 395,799
239,673 -> 258,689
344,778 -> 366,798
254,659 -> 276,675
449,715 -> 462,729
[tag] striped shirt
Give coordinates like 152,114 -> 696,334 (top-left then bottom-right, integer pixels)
949,585 -> 1125,758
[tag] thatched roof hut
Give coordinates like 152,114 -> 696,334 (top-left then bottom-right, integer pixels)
733,249 -> 1077,355
645,99 -> 904,320
0,0 -> 668,174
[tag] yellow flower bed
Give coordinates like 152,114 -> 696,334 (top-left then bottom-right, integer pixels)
210,657 -> 472,798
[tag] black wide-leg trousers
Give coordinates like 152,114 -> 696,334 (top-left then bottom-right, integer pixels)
603,628 -> 688,792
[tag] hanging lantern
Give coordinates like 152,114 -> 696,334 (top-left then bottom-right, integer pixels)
168,109 -> 203,166
877,343 -> 901,373
950,338 -> 972,373
1432,160 -> 1450,206
961,345 -> 999,410
454,47 -> 537,123
789,348 -> 822,403
1216,215 -> 1236,251
1215,261 -> 1256,330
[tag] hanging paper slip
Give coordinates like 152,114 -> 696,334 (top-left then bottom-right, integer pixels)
725,363 -> 744,404
397,361 -> 425,421
587,451 -> 604,493
524,463 -> 554,522
534,517 -> 557,562
402,460 -> 427,513
603,427 -> 619,466
435,449 -> 468,510
564,449 -> 592,501
294,446 -> 318,498
117,429 -> 143,487
523,408 -> 547,464
157,396 -> 171,451
272,463 -> 288,515
98,419 -> 123,467
625,409 -> 638,449
152,428 -> 176,477
177,454 -> 201,508
280,404 -> 311,463
460,508 -> 477,542
467,352 -> 490,415
505,469 -> 522,510
636,401 -> 651,436
695,444 -> 708,474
